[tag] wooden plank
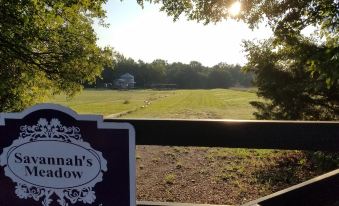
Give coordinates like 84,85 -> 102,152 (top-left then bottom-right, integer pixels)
242,169 -> 339,206
137,201 -> 229,206
105,119 -> 339,151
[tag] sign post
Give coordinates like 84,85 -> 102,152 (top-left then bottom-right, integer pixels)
0,104 -> 135,206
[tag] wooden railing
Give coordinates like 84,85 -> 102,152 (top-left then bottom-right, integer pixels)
106,119 -> 339,206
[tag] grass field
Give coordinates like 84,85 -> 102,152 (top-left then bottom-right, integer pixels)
49,88 -> 258,119
48,89 -> 335,205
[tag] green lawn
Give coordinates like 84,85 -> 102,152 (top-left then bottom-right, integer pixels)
48,89 -> 175,116
48,89 -> 259,119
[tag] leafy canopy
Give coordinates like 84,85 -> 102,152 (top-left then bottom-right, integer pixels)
0,0 -> 113,111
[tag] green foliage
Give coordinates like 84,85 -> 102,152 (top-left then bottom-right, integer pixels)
0,0 -> 113,111
241,0 -> 338,120
208,67 -> 233,88
138,0 -> 338,34
243,38 -> 339,120
306,151 -> 339,171
96,56 -> 253,89
242,20 -> 338,119
165,61 -> 208,88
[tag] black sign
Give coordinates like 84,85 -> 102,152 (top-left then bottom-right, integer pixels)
0,104 -> 136,206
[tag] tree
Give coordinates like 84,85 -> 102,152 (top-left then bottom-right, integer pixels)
208,63 -> 233,88
146,59 -> 167,84
0,0 -> 113,111
139,0 -> 338,120
240,0 -> 339,120
165,61 -> 208,88
244,38 -> 338,120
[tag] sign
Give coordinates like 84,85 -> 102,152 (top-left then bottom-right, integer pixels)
0,104 -> 135,206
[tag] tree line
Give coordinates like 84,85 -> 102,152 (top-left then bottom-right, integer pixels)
91,56 -> 253,89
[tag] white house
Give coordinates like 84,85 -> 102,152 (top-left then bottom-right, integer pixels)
114,73 -> 136,89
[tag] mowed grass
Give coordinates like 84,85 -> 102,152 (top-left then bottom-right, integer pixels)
48,89 -> 175,116
124,89 -> 257,119
49,88 -> 259,119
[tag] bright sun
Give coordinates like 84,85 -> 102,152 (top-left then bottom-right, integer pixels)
229,1 -> 241,16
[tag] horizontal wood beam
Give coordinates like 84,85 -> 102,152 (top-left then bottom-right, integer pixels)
105,119 -> 339,151
242,169 -> 339,206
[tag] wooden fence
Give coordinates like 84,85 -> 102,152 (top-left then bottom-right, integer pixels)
106,119 -> 339,206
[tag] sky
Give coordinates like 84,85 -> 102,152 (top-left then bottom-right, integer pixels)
93,0 -> 273,67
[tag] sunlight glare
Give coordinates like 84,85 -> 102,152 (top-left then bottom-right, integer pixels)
230,1 -> 241,16
95,0 -> 273,66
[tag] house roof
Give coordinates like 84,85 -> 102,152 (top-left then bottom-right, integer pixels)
120,73 -> 134,78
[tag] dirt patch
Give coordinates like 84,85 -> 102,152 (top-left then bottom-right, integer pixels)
136,146 -> 335,205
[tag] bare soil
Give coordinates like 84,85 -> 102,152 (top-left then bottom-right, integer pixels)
136,146 -> 335,205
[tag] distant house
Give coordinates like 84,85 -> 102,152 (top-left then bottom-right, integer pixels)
114,73 -> 136,89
